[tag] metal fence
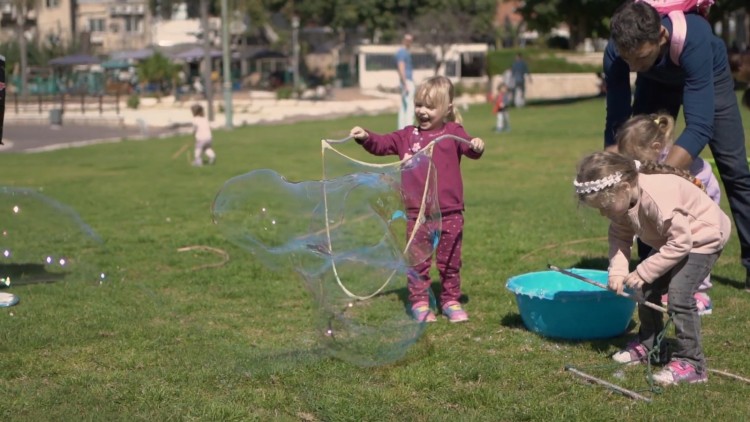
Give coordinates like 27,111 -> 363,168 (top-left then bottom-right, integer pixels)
9,93 -> 122,115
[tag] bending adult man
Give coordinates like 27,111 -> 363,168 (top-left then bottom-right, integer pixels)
396,33 -> 415,129
603,1 -> 750,290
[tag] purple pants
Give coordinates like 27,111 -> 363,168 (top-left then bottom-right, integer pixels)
406,212 -> 464,306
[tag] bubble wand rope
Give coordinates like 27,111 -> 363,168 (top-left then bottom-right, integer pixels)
320,134 -> 472,301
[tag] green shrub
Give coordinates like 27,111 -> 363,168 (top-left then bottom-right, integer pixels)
276,86 -> 294,99
127,94 -> 140,109
486,49 -> 602,76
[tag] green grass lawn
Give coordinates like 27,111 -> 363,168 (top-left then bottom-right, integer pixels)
1,96 -> 750,421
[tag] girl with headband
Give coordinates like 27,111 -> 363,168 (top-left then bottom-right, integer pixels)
575,152 -> 730,386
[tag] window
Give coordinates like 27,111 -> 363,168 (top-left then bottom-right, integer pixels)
45,0 -> 60,7
89,18 -> 105,32
124,16 -> 142,33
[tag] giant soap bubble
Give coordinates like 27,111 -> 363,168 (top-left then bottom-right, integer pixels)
0,187 -> 106,286
212,136 -> 447,367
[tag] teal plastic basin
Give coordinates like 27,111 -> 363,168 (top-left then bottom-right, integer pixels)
506,268 -> 636,340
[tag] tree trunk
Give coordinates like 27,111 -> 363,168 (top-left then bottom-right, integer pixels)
201,0 -> 215,121
17,9 -> 28,98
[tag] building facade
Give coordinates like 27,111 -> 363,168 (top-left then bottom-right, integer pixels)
0,0 -> 151,53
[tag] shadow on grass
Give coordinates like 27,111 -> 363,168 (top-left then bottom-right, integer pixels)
0,263 -> 68,287
708,273 -> 746,291
500,310 -> 638,353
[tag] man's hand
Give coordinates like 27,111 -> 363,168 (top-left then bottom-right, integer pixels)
662,144 -> 694,170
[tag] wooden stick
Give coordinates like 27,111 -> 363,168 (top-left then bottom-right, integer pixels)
549,265 -> 668,314
565,365 -> 652,402
708,369 -> 750,384
172,143 -> 190,160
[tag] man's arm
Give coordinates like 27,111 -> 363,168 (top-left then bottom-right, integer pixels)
662,145 -> 693,170
669,17 -> 715,164
603,42 -> 633,149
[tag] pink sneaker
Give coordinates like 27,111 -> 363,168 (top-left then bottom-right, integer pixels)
411,302 -> 436,323
652,360 -> 707,385
612,341 -> 667,365
660,292 -> 713,316
694,292 -> 712,316
442,301 -> 469,323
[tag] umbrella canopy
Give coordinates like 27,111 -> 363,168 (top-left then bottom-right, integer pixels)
170,47 -> 223,61
49,54 -> 101,66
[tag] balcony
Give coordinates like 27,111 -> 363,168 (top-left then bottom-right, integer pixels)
109,4 -> 145,17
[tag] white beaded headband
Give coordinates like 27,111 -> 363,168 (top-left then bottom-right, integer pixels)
573,160 -> 640,194
574,172 -> 622,194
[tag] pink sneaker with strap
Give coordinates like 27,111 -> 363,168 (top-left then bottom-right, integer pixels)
442,301 -> 469,323
652,360 -> 708,385
411,302 -> 436,323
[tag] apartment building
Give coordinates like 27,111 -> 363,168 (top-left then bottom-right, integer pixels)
0,0 -> 151,53
78,0 -> 151,52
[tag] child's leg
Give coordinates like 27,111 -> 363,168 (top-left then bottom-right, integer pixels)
503,111 -> 510,131
639,272 -> 668,353
435,213 -> 463,306
666,252 -> 719,372
495,112 -> 504,131
406,218 -> 433,305
205,144 -> 216,164
193,143 -> 204,165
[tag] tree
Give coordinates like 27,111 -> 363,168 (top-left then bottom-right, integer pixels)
137,52 -> 179,101
411,0 -> 497,74
10,0 -> 34,98
513,0 -> 620,49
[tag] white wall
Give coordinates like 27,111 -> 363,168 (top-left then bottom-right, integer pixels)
356,44 -> 488,90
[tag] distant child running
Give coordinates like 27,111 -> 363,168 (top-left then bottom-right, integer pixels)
191,104 -> 216,166
617,113 -> 720,315
350,75 -> 485,323
575,152 -> 730,386
492,83 -> 510,133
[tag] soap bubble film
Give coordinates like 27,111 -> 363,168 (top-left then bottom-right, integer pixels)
211,138 -> 444,366
0,187 -> 106,286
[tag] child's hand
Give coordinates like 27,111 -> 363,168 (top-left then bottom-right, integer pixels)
470,137 -> 485,153
624,271 -> 645,289
608,275 -> 625,295
350,126 -> 369,141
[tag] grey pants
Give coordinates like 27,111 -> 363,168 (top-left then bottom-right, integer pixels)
638,252 -> 720,372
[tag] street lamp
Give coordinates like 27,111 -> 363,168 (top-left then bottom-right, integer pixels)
292,16 -> 300,93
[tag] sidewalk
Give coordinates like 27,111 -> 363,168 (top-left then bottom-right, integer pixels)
0,87 -> 489,153
0,88 -> 406,152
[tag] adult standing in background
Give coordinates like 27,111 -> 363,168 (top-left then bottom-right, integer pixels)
396,33 -> 415,129
510,53 -> 532,107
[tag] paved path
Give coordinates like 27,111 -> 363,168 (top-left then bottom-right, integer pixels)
0,88 -> 405,153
